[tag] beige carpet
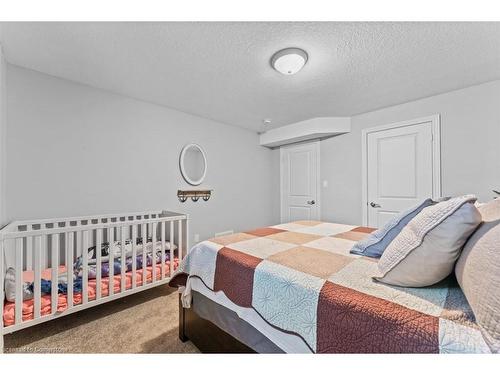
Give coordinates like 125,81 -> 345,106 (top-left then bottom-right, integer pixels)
4,285 -> 200,353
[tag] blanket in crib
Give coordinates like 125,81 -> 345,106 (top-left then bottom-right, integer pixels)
169,221 -> 491,354
4,238 -> 175,302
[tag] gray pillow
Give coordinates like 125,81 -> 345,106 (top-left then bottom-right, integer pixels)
455,198 -> 500,353
373,195 -> 481,287
350,198 -> 435,258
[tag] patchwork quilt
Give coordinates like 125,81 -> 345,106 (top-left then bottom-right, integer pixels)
169,221 -> 491,353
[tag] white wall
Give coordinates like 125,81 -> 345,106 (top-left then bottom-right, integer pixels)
0,45 -> 6,227
321,80 -> 500,225
6,65 -> 280,242
6,63 -> 499,235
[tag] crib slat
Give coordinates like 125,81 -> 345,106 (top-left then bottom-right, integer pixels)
40,229 -> 48,272
96,229 -> 102,300
169,221 -> 174,277
178,220 -> 183,261
108,228 -> 114,296
151,223 -> 157,283
76,228 -> 82,261
33,237 -> 41,319
25,237 -> 33,271
15,238 -> 23,324
67,232 -> 74,308
51,233 -> 59,314
131,225 -> 137,289
161,221 -> 166,280
142,224 -> 147,285
23,237 -> 34,270
82,231 -> 89,304
120,226 -> 126,292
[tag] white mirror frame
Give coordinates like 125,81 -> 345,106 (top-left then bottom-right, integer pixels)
179,143 -> 207,186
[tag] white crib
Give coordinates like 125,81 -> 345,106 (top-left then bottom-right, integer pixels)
0,210 -> 188,352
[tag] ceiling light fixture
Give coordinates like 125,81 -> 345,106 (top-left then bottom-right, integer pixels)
271,48 -> 308,75
263,119 -> 272,125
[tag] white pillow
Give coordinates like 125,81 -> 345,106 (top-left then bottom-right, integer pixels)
373,195 -> 481,287
4,267 -> 34,302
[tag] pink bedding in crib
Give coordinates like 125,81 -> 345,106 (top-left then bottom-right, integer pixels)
3,258 -> 179,327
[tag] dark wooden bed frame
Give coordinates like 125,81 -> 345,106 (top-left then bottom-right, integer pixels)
178,295 -> 255,353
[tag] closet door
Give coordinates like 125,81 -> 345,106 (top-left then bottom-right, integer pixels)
280,141 -> 320,223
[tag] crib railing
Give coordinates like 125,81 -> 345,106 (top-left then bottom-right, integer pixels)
0,210 -> 188,341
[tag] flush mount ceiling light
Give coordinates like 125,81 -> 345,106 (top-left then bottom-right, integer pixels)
271,48 -> 308,75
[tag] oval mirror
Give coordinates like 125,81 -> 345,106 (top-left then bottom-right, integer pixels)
179,143 -> 207,186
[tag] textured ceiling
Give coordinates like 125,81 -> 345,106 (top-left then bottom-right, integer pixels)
1,22 -> 499,132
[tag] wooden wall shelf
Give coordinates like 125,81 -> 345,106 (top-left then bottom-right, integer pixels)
177,190 -> 212,202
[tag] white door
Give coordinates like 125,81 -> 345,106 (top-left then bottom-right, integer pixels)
364,117 -> 441,228
280,141 -> 320,222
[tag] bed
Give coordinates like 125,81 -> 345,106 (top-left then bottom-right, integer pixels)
169,220 -> 491,354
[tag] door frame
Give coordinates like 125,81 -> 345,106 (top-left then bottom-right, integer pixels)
361,114 -> 442,226
280,140 -> 321,223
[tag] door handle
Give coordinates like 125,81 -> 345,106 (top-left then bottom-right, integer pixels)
370,202 -> 381,208
307,200 -> 316,205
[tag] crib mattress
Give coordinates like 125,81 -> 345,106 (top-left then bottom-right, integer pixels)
3,259 -> 179,327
